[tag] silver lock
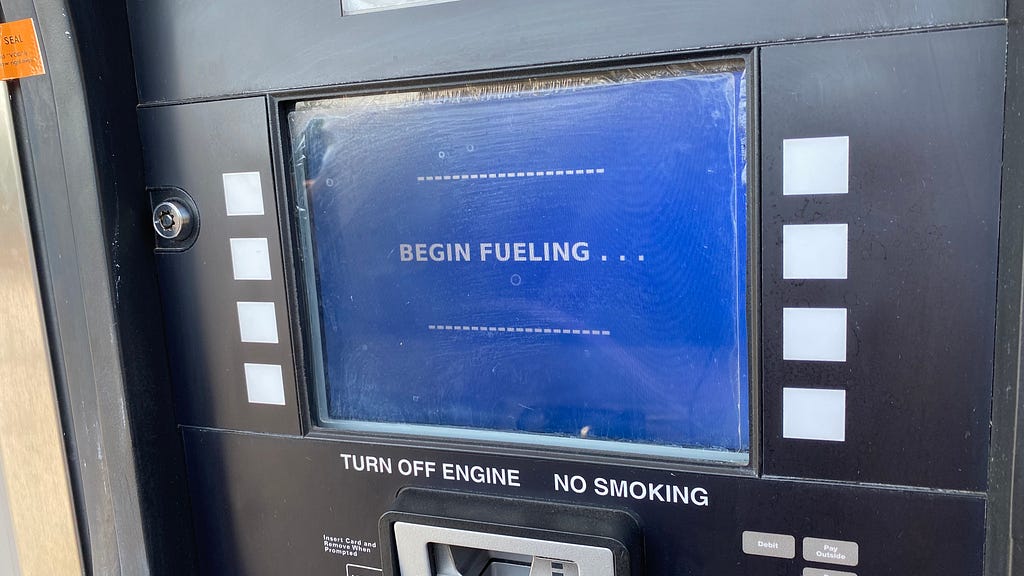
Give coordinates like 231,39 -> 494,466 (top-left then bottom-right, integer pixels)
152,200 -> 192,240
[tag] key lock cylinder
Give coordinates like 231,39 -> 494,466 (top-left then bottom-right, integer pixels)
153,200 -> 191,240
149,187 -> 200,251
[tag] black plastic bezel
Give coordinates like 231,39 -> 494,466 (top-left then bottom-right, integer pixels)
267,50 -> 762,477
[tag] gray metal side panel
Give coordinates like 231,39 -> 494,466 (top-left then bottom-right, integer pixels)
1,0 -> 197,573
0,47 -> 84,576
125,0 -> 1004,104
991,0 -> 1024,573
4,0 -> 142,569
0,453 -> 17,576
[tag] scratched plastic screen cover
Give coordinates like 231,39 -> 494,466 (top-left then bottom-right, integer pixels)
290,63 -> 749,457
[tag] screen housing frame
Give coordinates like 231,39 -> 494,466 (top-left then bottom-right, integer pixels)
269,51 -> 762,474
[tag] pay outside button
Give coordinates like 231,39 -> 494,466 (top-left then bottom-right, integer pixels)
803,537 -> 859,567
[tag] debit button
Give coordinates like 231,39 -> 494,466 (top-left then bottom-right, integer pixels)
742,531 -> 796,559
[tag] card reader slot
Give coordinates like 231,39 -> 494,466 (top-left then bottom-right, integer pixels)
433,544 -> 534,576
380,489 -> 641,576
396,523 -> 608,576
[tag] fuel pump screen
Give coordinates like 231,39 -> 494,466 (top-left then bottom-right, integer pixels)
290,62 -> 750,458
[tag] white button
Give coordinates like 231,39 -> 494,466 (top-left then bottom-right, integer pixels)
223,171 -> 265,216
236,301 -> 279,344
783,388 -> 846,442
230,238 -> 273,281
783,307 -> 847,362
783,223 -> 848,280
243,363 -> 286,405
783,136 -> 849,196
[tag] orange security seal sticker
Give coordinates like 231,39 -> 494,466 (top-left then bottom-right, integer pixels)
0,18 -> 44,80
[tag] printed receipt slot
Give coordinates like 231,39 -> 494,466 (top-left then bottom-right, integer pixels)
379,490 -> 641,576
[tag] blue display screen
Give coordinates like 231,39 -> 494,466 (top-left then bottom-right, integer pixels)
291,63 -> 749,456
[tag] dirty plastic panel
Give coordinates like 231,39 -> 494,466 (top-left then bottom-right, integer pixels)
290,63 -> 749,457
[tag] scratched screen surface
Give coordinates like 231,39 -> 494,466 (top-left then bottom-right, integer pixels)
290,63 -> 750,456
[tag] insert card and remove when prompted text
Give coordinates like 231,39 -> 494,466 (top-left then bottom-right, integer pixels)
291,65 -> 749,453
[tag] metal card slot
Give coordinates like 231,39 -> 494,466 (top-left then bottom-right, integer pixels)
395,523 -> 611,576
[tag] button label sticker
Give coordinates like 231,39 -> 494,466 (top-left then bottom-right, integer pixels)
243,363 -> 286,405
237,301 -> 279,344
230,237 -> 273,281
223,171 -> 265,216
783,388 -> 846,442
783,307 -> 848,362
783,223 -> 848,280
783,136 -> 849,196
